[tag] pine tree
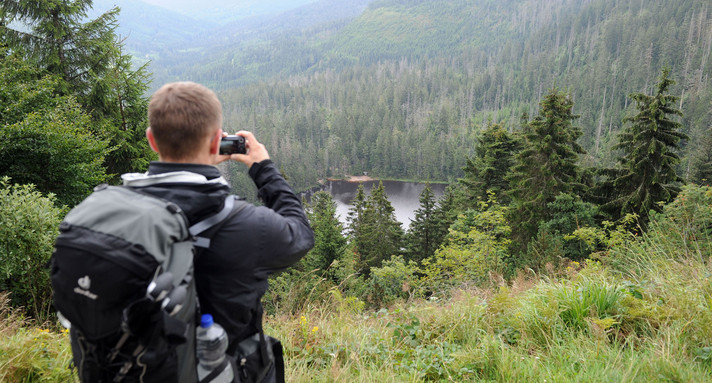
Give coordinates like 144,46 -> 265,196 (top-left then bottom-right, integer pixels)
303,191 -> 347,279
2,1 -> 154,178
459,122 -> 518,207
405,183 -> 442,262
594,68 -> 688,226
508,88 -> 586,254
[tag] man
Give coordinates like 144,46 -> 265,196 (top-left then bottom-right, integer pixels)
133,81 -> 314,381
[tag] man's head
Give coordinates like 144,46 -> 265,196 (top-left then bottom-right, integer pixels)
148,82 -> 222,162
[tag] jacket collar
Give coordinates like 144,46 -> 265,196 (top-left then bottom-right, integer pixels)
121,162 -> 229,187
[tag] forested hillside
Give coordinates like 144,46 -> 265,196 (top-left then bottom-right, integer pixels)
204,0 -> 712,193
146,0 -> 371,90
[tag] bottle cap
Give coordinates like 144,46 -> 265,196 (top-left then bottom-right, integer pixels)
200,314 -> 214,328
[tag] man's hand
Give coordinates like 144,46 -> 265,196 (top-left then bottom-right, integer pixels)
229,131 -> 270,168
212,131 -> 270,167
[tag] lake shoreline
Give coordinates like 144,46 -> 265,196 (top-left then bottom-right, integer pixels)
325,174 -> 375,183
324,175 -> 450,184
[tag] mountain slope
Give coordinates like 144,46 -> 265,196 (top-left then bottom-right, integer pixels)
320,0 -> 517,64
209,0 -> 712,191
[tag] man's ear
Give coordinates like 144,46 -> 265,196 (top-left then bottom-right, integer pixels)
209,129 -> 223,155
146,127 -> 160,153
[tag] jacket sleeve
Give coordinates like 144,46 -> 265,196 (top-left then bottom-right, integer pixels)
248,159 -> 314,275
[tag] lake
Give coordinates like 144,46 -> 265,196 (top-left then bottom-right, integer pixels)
321,179 -> 448,228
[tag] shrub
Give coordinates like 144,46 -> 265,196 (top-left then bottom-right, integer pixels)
525,230 -> 567,273
421,202 -> 511,295
647,183 -> 712,258
364,255 -> 419,307
263,269 -> 335,315
0,178 -> 64,322
528,193 -> 599,266
0,102 -> 108,207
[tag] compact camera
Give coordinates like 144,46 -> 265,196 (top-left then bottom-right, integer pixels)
219,135 -> 247,155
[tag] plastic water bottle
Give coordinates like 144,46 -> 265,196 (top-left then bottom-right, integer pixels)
196,314 -> 234,383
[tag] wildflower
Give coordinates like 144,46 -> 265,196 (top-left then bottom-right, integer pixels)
311,326 -> 318,333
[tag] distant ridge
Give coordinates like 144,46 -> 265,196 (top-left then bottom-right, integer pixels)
90,0 -> 215,57
136,0 -> 319,24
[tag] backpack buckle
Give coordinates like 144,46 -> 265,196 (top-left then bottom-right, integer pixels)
165,203 -> 181,214
193,236 -> 211,248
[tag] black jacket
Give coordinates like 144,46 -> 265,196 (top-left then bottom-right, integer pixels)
137,160 -> 314,351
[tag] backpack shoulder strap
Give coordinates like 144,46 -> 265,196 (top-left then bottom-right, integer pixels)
192,196 -> 248,249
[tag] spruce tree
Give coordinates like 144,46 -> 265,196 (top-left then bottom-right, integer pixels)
508,88 -> 586,254
405,183 -> 442,262
303,191 -> 347,280
459,122 -> 518,206
2,1 -> 154,178
594,68 -> 688,226
530,193 -> 598,264
1,1 -> 118,96
434,185 -> 458,239
346,183 -> 368,270
90,46 -> 153,178
346,183 -> 368,238
348,182 -> 403,271
690,126 -> 712,185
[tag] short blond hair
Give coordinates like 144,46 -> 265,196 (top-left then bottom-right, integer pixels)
148,82 -> 222,160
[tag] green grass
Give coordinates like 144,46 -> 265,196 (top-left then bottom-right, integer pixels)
4,252 -> 712,382
0,293 -> 76,382
266,255 -> 712,382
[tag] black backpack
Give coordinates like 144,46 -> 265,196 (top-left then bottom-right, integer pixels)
51,184 -> 240,382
